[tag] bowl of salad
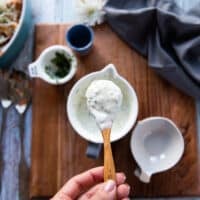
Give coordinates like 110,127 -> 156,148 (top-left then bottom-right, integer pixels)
0,0 -> 31,67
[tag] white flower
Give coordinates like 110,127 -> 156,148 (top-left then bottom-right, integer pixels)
0,0 -> 7,7
76,0 -> 107,26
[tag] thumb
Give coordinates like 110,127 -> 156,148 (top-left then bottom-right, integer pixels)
90,180 -> 116,200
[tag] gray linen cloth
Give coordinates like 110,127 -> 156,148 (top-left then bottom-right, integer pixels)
104,0 -> 200,99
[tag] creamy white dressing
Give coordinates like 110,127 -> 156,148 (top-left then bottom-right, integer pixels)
86,80 -> 123,130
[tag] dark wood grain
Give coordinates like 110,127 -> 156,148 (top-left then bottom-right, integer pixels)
30,24 -> 200,199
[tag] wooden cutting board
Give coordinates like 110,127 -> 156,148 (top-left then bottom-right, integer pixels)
30,24 -> 200,199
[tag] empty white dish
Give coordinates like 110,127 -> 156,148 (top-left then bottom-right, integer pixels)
130,117 -> 184,183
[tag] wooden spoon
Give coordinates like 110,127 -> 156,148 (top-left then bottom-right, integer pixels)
102,128 -> 116,181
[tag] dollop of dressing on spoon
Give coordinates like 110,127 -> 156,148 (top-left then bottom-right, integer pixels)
86,80 -> 123,130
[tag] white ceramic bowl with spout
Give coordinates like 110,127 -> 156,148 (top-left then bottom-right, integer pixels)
67,64 -> 139,143
28,45 -> 77,85
130,117 -> 184,183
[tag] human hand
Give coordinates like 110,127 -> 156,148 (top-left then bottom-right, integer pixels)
51,166 -> 130,200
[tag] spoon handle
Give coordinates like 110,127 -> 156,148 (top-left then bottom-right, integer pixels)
102,128 -> 116,181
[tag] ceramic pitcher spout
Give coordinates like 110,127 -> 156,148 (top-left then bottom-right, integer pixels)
29,62 -> 39,78
101,63 -> 118,78
135,168 -> 152,183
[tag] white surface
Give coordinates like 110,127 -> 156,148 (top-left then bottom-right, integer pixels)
31,0 -> 77,23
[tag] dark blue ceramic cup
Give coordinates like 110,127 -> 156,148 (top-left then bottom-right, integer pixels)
66,24 -> 94,55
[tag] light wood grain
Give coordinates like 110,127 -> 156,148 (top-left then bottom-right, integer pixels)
30,24 -> 200,199
102,128 -> 116,181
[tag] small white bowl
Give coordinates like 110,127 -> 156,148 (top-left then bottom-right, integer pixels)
28,45 -> 77,85
130,117 -> 184,183
67,64 -> 139,143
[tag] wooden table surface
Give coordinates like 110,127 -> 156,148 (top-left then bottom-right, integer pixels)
0,0 -> 200,200
30,23 -> 200,199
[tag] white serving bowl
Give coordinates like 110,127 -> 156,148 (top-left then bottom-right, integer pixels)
67,64 -> 139,143
28,45 -> 77,85
130,117 -> 184,183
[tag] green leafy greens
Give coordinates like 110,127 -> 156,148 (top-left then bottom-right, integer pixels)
45,51 -> 72,79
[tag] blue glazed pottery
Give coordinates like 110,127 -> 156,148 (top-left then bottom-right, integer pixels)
66,24 -> 94,55
0,0 -> 32,68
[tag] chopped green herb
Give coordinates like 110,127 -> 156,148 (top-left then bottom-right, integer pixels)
45,51 -> 72,79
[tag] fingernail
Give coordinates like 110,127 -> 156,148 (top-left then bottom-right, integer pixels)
121,173 -> 126,182
127,184 -> 130,190
104,180 -> 116,192
126,184 -> 131,194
